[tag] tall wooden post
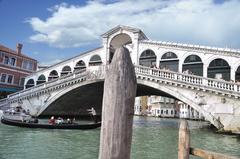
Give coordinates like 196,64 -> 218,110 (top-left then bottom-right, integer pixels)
99,46 -> 137,159
178,120 -> 190,159
140,96 -> 148,115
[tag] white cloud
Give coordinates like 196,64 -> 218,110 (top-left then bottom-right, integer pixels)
28,0 -> 240,49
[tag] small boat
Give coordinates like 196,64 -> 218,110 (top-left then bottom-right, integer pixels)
1,107 -> 101,129
1,117 -> 101,129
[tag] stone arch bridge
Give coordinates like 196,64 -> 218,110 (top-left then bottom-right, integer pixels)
1,25 -> 240,133
2,65 -> 240,133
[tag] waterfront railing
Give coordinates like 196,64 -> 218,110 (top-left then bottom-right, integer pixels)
178,120 -> 240,159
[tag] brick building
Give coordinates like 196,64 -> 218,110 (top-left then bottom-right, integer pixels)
0,43 -> 37,99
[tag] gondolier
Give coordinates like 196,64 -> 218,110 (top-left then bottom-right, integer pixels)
87,107 -> 97,123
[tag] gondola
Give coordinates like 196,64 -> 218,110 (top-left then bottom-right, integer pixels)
1,118 -> 101,130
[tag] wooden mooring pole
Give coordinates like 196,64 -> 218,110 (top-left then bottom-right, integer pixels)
178,120 -> 240,159
98,46 -> 137,159
178,120 -> 190,159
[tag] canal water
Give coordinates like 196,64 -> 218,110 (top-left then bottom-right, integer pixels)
0,116 -> 239,159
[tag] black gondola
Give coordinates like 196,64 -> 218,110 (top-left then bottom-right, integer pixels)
1,118 -> 101,130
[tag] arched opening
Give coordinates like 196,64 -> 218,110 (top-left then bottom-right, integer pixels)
207,58 -> 230,81
37,74 -> 46,85
182,55 -> 203,76
25,79 -> 34,89
139,49 -> 156,67
235,66 -> 240,82
159,52 -> 179,72
48,70 -> 59,81
89,55 -> 102,66
61,66 -> 72,76
74,60 -> 86,72
109,33 -> 132,63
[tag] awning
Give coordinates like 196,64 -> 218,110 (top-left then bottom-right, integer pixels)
0,87 -> 18,92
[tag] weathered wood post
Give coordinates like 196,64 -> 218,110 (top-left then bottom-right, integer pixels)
178,120 -> 190,159
98,46 -> 137,159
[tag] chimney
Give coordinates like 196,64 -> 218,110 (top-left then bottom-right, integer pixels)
17,43 -> 23,54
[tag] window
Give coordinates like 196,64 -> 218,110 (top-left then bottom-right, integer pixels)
7,75 -> 13,84
1,74 -> 6,82
89,55 -> 102,66
10,58 -> 16,66
4,56 -> 9,64
20,78 -> 25,86
22,60 -> 33,70
166,110 -> 168,114
0,51 -> 4,58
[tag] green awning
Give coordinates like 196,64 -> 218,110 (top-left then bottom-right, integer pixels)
0,87 -> 18,92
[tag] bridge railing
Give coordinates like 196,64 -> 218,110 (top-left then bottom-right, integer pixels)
8,68 -> 88,99
135,65 -> 240,95
7,65 -> 107,101
6,64 -> 240,102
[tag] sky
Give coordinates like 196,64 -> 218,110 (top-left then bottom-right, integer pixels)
0,0 -> 240,66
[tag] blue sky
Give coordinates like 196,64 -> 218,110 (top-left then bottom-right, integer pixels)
0,0 -> 240,65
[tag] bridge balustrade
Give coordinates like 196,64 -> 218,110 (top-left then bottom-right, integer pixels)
8,68 -> 88,100
4,65 -> 240,105
135,65 -> 240,95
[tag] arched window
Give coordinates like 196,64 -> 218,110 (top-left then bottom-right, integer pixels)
161,52 -> 177,59
25,79 -> 34,89
207,58 -> 230,81
160,52 -> 179,72
182,55 -> 203,76
61,66 -> 72,76
37,74 -> 46,85
89,55 -> 102,66
235,66 -> 240,82
74,60 -> 86,72
48,70 -> 59,81
139,49 -> 156,67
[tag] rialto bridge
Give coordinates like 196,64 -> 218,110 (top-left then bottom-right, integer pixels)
1,25 -> 240,133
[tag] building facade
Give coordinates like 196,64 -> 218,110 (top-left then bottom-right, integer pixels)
148,96 -> 177,117
177,101 -> 204,120
0,43 -> 37,99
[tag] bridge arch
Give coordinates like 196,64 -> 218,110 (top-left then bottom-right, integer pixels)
159,52 -> 179,72
182,54 -> 203,76
136,80 -> 214,125
139,49 -> 156,67
25,79 -> 35,89
207,58 -> 230,81
61,66 -> 72,76
109,33 -> 132,63
36,74 -> 46,85
89,54 -> 102,66
48,70 -> 59,81
74,60 -> 86,72
38,78 -> 214,126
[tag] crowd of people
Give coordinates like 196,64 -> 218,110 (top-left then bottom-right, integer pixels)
48,107 -> 98,125
48,116 -> 75,125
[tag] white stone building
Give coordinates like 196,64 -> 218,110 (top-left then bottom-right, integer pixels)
147,96 -> 177,117
178,101 -> 204,120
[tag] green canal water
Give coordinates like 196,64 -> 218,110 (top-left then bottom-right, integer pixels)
0,116 -> 240,159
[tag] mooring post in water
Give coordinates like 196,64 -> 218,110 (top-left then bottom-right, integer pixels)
178,120 -> 190,159
98,46 -> 137,159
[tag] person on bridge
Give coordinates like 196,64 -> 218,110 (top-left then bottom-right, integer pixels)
87,107 -> 97,123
